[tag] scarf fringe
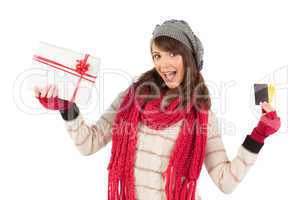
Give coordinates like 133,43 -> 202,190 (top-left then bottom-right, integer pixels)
108,172 -> 118,200
108,174 -> 129,200
162,165 -> 197,200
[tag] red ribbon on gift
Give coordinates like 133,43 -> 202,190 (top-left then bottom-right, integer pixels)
33,53 -> 96,109
33,54 -> 96,83
71,54 -> 90,102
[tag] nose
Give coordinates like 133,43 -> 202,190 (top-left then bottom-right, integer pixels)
158,56 -> 171,69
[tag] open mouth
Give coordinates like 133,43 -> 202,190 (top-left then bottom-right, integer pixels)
162,70 -> 177,82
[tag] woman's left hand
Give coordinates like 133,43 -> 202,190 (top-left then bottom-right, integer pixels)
250,102 -> 281,143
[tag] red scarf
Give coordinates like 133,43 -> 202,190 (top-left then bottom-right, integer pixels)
107,84 -> 208,200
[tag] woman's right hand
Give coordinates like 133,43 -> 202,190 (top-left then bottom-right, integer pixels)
34,84 -> 74,111
34,84 -> 58,99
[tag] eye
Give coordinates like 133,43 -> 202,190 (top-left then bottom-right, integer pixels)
169,52 -> 176,57
152,54 -> 160,60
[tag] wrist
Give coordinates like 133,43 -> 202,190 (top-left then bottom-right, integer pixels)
59,103 -> 79,121
242,134 -> 264,153
250,127 -> 266,144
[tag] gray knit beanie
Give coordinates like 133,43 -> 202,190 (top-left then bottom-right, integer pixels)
151,19 -> 204,71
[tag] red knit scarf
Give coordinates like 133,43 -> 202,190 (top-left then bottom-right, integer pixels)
107,84 -> 208,200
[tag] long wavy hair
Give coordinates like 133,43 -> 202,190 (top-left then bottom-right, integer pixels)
134,36 -> 211,110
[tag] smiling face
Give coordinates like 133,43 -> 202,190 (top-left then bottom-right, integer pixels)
151,42 -> 185,89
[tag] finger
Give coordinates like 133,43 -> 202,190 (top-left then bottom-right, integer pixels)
53,85 -> 58,98
41,85 -> 51,98
34,86 -> 41,98
260,101 -> 275,113
260,102 -> 269,114
47,85 -> 55,98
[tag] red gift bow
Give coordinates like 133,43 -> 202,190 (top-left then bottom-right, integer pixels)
71,54 -> 90,102
34,54 -> 95,110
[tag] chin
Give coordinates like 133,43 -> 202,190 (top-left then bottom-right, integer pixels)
165,81 -> 180,89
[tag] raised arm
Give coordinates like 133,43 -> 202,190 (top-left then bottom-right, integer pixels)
204,107 -> 280,194
59,89 -> 126,156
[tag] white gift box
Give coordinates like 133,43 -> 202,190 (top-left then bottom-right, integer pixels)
31,42 -> 100,105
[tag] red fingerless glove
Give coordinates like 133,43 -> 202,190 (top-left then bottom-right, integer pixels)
250,111 -> 281,143
36,96 -> 74,111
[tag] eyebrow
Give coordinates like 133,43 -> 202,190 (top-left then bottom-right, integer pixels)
151,51 -> 160,54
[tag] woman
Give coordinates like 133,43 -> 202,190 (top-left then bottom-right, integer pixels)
34,19 -> 281,200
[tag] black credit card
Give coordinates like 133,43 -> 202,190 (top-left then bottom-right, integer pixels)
254,83 -> 269,105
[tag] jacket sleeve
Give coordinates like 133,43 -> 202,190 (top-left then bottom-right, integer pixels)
204,110 -> 264,194
59,89 -> 127,156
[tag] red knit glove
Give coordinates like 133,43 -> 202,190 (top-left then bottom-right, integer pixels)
36,96 -> 74,111
250,110 -> 281,143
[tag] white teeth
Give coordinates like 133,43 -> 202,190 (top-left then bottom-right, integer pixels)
166,72 -> 174,75
163,71 -> 176,75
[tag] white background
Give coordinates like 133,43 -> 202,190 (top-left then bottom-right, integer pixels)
1,0 -> 298,199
